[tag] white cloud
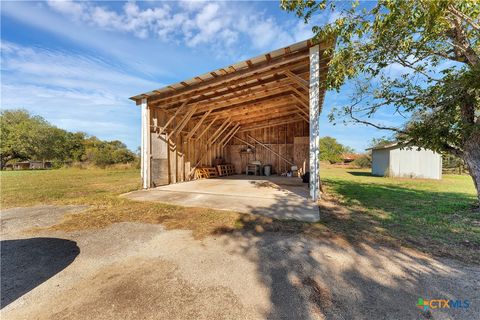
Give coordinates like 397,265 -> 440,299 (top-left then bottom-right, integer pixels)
44,0 -> 313,53
0,41 -> 161,149
1,41 -> 158,95
46,0 -> 87,19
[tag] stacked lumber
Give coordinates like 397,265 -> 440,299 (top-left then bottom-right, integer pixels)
195,167 -> 219,179
217,164 -> 235,176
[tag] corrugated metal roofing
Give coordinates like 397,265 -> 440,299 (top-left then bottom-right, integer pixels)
129,39 -> 312,102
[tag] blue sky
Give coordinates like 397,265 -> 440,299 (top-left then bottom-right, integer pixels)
1,0 -> 402,152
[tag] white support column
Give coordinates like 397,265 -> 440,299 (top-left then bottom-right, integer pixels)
140,98 -> 151,189
309,45 -> 321,201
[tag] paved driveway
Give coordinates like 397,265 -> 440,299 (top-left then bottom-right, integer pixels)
1,205 -> 479,319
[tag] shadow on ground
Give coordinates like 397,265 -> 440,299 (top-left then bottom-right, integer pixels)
213,215 -> 477,319
346,171 -> 376,177
211,180 -> 479,319
1,238 -> 79,308
321,178 -> 479,258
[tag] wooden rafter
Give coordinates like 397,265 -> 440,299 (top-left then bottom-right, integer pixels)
147,52 -> 309,104
208,120 -> 232,145
153,63 -> 320,110
230,108 -> 301,125
291,86 -> 309,100
192,87 -> 295,115
196,115 -> 219,140
219,123 -> 240,146
203,99 -> 297,121
185,109 -> 212,140
295,105 -> 309,122
189,75 -> 296,110
222,126 -> 241,147
238,116 -> 304,133
191,92 -> 298,122
147,58 -> 324,108
291,93 -> 309,110
169,104 -> 197,139
157,99 -> 189,136
284,70 -> 308,90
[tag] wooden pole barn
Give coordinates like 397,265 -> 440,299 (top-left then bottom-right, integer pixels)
130,39 -> 333,201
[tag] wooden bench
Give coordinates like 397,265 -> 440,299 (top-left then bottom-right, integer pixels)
217,164 -> 235,176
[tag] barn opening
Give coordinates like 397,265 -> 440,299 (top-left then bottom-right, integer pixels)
130,38 -> 332,202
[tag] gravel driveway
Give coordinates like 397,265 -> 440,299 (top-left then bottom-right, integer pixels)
1,205 -> 479,319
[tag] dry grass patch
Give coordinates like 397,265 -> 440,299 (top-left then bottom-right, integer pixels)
42,200 -> 243,239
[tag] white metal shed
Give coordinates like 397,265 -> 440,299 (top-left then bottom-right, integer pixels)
368,143 -> 442,180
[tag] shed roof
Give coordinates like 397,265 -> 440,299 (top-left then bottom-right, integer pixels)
365,142 -> 400,151
130,38 -> 334,132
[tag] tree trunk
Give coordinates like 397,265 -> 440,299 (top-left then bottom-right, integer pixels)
462,131 -> 480,205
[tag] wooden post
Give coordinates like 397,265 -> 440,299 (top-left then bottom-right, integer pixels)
309,45 -> 321,201
140,98 -> 151,189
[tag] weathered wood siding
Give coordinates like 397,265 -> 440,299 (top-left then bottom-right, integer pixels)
149,107 -> 226,185
225,120 -> 309,174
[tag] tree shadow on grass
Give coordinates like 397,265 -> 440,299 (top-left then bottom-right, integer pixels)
1,238 -> 79,309
346,171 -> 376,177
320,178 -> 479,262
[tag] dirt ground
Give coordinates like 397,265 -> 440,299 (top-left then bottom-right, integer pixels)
1,205 -> 479,320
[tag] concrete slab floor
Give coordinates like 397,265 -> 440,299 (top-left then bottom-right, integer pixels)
122,175 -> 319,222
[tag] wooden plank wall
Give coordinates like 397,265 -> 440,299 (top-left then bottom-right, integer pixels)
149,109 -> 309,184
226,120 -> 309,174
149,107 -> 226,186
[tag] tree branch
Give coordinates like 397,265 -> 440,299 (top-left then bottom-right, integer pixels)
441,143 -> 464,158
448,5 -> 480,32
346,105 -> 407,134
446,13 -> 480,67
395,55 -> 441,82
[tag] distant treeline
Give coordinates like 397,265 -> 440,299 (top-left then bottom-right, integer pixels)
0,109 -> 137,169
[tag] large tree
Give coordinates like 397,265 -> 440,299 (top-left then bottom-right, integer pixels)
0,109 -> 50,167
319,136 -> 351,163
281,0 -> 480,201
0,109 -> 137,168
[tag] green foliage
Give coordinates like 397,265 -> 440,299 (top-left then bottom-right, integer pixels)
443,154 -> 464,169
399,67 -> 480,156
0,109 -> 63,165
319,136 -> 351,164
282,0 -> 480,198
368,136 -> 393,149
352,154 -> 371,168
82,138 -> 136,167
0,109 -> 136,168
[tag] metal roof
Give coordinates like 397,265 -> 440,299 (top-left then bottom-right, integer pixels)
129,39 -> 314,102
365,142 -> 401,151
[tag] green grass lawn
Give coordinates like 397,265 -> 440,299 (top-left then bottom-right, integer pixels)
320,167 -> 479,262
0,167 -> 141,208
0,168 -> 242,238
1,166 -> 478,263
